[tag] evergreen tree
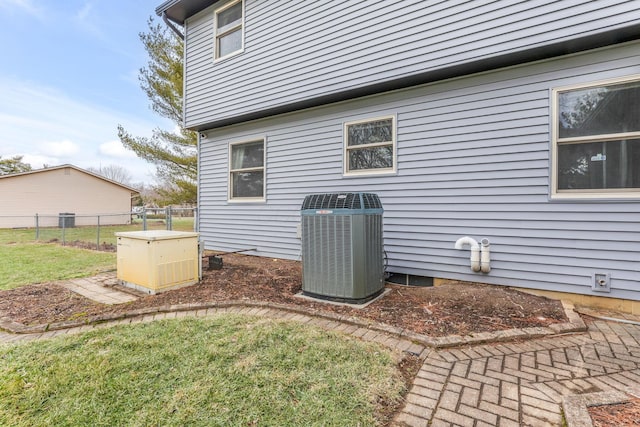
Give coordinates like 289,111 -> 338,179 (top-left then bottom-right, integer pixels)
118,18 -> 197,205
0,155 -> 32,175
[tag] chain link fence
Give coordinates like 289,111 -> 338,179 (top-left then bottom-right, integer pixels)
0,207 -> 197,250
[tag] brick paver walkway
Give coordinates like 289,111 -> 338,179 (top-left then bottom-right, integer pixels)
395,320 -> 640,426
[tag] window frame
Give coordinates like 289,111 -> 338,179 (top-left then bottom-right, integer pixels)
214,0 -> 244,62
343,115 -> 397,176
228,138 -> 266,203
551,75 -> 640,199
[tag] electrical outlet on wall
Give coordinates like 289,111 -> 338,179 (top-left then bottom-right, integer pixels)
592,273 -> 611,293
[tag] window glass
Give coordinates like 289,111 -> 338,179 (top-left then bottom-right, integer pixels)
231,171 -> 263,198
344,117 -> 395,174
218,29 -> 242,58
231,140 -> 263,169
348,146 -> 393,171
230,140 -> 264,199
217,1 -> 242,28
215,0 -> 243,59
347,119 -> 393,146
553,77 -> 640,196
557,139 -> 640,190
558,81 -> 640,138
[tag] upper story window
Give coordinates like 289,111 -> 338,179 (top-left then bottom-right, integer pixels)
552,76 -> 640,198
215,0 -> 243,60
344,116 -> 396,175
229,139 -> 265,201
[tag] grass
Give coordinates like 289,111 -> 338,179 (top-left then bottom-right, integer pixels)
0,244 -> 115,290
0,316 -> 406,426
0,217 -> 196,246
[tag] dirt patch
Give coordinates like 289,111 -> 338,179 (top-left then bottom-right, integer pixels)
47,239 -> 116,252
0,253 -> 567,336
377,353 -> 422,426
589,397 -> 640,426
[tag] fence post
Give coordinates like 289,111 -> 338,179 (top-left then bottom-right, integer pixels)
35,213 -> 39,241
96,215 -> 101,250
61,214 -> 66,246
193,207 -> 198,232
166,206 -> 172,230
143,208 -> 147,231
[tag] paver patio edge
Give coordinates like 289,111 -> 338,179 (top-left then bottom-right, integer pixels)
0,297 -> 586,349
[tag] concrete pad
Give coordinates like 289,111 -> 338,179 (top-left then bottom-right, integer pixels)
293,288 -> 391,309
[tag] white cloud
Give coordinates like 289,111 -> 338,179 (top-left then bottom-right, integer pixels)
19,153 -> 58,168
73,2 -> 104,39
0,0 -> 44,18
39,140 -> 79,157
0,77 -> 167,184
99,140 -> 136,158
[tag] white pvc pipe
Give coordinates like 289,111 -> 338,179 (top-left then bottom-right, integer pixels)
454,236 -> 481,272
480,238 -> 491,273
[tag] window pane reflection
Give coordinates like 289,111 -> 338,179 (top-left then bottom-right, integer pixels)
558,81 -> 640,139
557,139 -> 640,190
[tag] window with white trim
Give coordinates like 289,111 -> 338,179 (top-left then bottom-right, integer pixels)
215,0 -> 243,60
229,139 -> 264,200
553,76 -> 640,197
344,116 -> 396,175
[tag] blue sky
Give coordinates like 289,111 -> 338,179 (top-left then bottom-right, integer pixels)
0,0 -> 174,184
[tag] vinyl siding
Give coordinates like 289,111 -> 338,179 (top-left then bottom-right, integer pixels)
0,167 -> 134,228
183,0 -> 640,129
198,41 -> 640,300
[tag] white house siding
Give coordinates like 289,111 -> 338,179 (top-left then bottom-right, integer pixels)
183,0 -> 640,129
198,41 -> 640,301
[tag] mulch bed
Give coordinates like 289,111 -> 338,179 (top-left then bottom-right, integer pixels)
589,397 -> 640,426
0,253 -> 567,337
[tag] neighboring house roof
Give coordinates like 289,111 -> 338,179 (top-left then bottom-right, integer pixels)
0,164 -> 140,194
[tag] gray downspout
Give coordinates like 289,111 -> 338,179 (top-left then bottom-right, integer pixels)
162,11 -> 184,40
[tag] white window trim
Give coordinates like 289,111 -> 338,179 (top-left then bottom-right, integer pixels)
551,74 -> 640,200
343,115 -> 397,176
214,0 -> 245,62
228,138 -> 266,203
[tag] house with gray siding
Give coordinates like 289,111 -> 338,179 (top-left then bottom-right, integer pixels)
156,0 -> 640,308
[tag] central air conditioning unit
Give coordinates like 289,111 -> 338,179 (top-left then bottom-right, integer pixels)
300,192 -> 384,303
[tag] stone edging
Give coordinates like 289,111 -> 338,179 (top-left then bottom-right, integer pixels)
563,386 -> 640,427
0,299 -> 586,348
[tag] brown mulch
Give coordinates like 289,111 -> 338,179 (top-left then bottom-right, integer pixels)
0,253 -> 567,337
589,397 -> 640,426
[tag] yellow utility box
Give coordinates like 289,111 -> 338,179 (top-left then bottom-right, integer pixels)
115,230 -> 200,294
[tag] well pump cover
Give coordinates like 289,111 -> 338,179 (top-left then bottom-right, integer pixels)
300,193 -> 384,303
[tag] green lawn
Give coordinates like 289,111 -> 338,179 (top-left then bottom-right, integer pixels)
0,316 -> 406,427
0,244 -> 115,290
0,217 -> 196,246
